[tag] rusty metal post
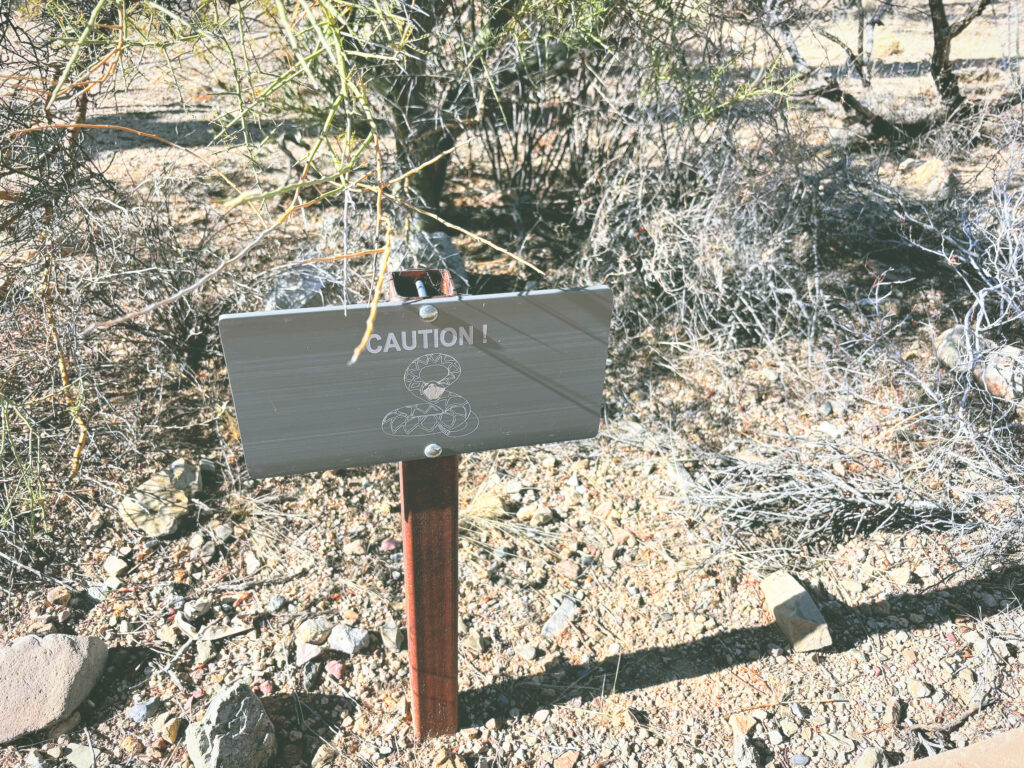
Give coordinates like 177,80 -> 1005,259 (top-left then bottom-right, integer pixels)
389,269 -> 460,739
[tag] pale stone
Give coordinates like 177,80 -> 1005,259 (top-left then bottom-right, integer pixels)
760,571 -> 832,652
327,625 -> 370,655
854,747 -> 888,768
466,491 -> 508,519
897,157 -> 958,201
103,556 -> 129,578
295,617 -> 334,645
117,462 -> 200,537
936,327 -> 1024,407
0,635 -> 107,744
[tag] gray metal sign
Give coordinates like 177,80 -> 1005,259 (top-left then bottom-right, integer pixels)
219,286 -> 612,477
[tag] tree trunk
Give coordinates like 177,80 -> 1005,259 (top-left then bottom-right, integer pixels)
387,0 -> 459,233
927,0 -> 966,112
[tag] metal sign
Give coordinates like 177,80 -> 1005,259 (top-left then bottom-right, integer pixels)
219,286 -> 612,478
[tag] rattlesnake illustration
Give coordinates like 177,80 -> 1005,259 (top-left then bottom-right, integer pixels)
381,353 -> 479,437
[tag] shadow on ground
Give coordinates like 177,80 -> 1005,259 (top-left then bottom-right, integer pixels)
460,564 -> 1024,726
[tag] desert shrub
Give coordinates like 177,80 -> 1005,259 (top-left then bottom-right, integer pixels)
578,128 -> 815,351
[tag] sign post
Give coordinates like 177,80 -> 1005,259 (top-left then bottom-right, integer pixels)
219,271 -> 612,740
390,269 -> 460,738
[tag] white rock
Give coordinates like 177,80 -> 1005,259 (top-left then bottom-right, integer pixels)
103,556 -> 129,578
853,747 -> 888,768
295,617 -> 334,645
760,571 -> 832,652
327,625 -> 370,655
909,679 -> 932,699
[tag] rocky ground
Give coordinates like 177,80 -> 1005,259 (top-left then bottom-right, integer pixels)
3,395 -> 1024,768
3,5 -> 1024,768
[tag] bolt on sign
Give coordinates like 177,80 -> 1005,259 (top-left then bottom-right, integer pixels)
219,270 -> 612,739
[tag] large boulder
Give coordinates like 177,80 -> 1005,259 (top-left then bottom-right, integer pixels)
0,635 -> 108,744
185,682 -> 276,768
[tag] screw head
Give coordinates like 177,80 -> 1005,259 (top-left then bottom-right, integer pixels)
418,303 -> 439,322
423,443 -> 442,458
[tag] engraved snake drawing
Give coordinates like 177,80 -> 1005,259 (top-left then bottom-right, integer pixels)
381,353 -> 479,438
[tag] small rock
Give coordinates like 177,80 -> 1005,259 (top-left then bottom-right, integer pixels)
183,598 -> 214,622
342,540 -> 366,556
728,712 -> 756,737
184,682 -> 276,768
200,540 -> 218,563
891,567 -> 918,587
790,702 -> 810,721
294,641 -> 323,666
791,756 -> 810,766
196,640 -> 216,664
295,617 -> 334,645
515,644 -> 539,661
325,660 -> 345,680
554,750 -> 580,768
467,491 -> 508,520
153,711 -> 186,743
103,555 -> 129,578
542,597 -> 578,637
64,743 -> 98,768
45,586 -> 72,607
243,551 -> 261,576
0,634 -> 107,744
327,625 -> 370,655
767,728 -> 784,746
267,595 -> 287,613
518,503 -> 554,526
780,719 -> 799,737
465,630 -> 490,654
126,697 -> 163,723
118,461 -> 200,537
534,709 -> 550,724
853,748 -> 888,768
760,571 -> 832,652
908,679 -> 932,698
380,537 -> 400,552
380,623 -> 405,652
555,559 -> 580,580
212,523 -> 233,544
